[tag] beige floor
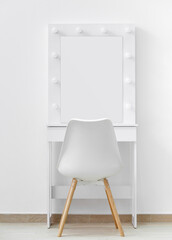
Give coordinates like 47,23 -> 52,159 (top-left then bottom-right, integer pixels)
0,222 -> 172,240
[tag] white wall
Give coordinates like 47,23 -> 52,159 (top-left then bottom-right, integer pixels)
0,0 -> 172,214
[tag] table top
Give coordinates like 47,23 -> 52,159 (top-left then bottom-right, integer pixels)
47,124 -> 138,128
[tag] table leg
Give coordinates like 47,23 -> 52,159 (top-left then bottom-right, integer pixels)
47,142 -> 52,228
132,142 -> 137,228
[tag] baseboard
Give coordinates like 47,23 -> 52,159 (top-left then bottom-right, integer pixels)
0,214 -> 172,223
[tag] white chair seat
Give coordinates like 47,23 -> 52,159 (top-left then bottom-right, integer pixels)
57,119 -> 122,181
58,159 -> 121,181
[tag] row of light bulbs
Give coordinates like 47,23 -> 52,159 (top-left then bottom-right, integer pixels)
52,103 -> 132,111
51,51 -> 133,60
51,26 -> 133,35
51,77 -> 133,85
51,76 -> 133,111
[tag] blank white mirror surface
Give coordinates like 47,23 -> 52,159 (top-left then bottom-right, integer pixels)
61,36 -> 123,123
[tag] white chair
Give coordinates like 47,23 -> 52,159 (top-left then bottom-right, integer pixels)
57,119 -> 124,237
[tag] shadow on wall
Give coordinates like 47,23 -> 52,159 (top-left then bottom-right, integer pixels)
136,28 -> 172,213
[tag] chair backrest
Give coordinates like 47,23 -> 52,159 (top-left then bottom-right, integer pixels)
57,119 -> 123,181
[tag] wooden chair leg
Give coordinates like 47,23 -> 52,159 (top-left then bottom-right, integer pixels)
105,189 -> 118,229
104,178 -> 125,237
58,178 -> 77,237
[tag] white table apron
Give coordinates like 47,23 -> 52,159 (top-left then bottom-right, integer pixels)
47,126 -> 137,229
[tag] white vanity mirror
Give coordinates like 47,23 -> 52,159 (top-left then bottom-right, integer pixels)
48,24 -> 135,126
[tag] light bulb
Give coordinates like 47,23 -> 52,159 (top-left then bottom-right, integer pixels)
76,27 -> 83,34
52,103 -> 60,110
51,27 -> 59,34
51,52 -> 59,59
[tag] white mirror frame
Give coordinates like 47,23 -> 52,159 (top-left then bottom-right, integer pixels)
48,24 -> 135,126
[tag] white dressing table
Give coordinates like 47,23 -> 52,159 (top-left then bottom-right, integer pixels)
47,24 -> 137,228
